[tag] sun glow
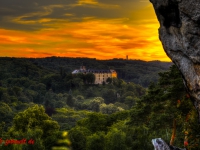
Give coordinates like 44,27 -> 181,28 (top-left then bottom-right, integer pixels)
0,0 -> 171,61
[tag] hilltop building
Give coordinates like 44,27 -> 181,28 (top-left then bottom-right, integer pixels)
72,66 -> 117,84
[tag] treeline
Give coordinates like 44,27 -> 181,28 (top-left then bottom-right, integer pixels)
0,57 -> 172,87
33,57 -> 172,87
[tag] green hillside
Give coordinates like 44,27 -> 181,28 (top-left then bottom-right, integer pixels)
1,57 -> 197,150
28,57 -> 172,87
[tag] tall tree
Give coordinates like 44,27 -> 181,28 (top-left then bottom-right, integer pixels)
8,105 -> 60,150
85,73 -> 95,84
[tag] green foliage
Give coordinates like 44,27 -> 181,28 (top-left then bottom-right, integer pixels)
102,89 -> 116,104
0,102 -> 12,119
67,65 -> 200,150
106,77 -> 112,84
124,96 -> 136,108
0,102 -> 14,130
89,99 -> 101,112
113,78 -> 126,88
68,110 -> 131,150
86,132 -> 105,150
68,127 -> 91,150
0,57 -> 147,114
77,112 -> 108,133
51,131 -> 72,150
8,105 -> 60,149
100,103 -> 123,114
0,57 -> 175,150
127,65 -> 199,149
52,108 -> 88,130
85,73 -> 95,84
85,87 -> 98,98
76,95 -> 84,101
66,95 -> 75,107
105,128 -> 127,150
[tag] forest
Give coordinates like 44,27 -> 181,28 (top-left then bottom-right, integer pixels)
0,57 -> 199,150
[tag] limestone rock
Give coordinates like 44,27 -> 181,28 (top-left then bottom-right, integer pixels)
150,0 -> 200,122
152,138 -> 186,150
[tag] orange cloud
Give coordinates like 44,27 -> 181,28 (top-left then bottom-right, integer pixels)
0,3 -> 171,61
70,0 -> 120,8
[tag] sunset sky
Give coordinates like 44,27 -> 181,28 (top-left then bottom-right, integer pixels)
0,0 -> 171,61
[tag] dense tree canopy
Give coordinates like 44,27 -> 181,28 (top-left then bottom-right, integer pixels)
4,58 -> 199,150
7,105 -> 60,150
67,65 -> 200,150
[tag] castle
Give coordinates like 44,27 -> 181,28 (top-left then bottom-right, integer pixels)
72,66 -> 117,84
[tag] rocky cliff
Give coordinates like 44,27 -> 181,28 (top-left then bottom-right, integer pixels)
149,0 -> 200,122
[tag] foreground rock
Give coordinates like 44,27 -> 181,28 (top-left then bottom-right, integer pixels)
152,138 -> 186,150
150,0 -> 200,122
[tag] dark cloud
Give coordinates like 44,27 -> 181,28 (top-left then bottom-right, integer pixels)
0,0 -> 150,30
0,0 -> 72,30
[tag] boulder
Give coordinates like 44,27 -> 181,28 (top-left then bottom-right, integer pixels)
150,0 -> 200,122
152,138 -> 186,150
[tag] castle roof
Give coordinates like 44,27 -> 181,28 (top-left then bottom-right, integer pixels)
72,68 -> 116,74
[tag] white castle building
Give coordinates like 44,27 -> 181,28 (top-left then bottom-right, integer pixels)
72,66 -> 117,84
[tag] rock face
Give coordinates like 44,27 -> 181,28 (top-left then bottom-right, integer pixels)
152,138 -> 170,150
152,138 -> 186,150
150,0 -> 200,122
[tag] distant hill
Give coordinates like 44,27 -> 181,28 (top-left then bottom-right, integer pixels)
0,57 -> 172,87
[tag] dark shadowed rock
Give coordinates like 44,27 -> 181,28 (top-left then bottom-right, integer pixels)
150,0 -> 200,122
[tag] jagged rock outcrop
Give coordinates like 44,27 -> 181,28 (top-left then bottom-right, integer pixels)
152,138 -> 186,150
150,0 -> 200,122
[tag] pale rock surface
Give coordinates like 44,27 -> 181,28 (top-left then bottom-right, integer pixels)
152,138 -> 186,150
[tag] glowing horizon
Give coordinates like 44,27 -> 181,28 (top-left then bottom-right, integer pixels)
0,0 -> 171,62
